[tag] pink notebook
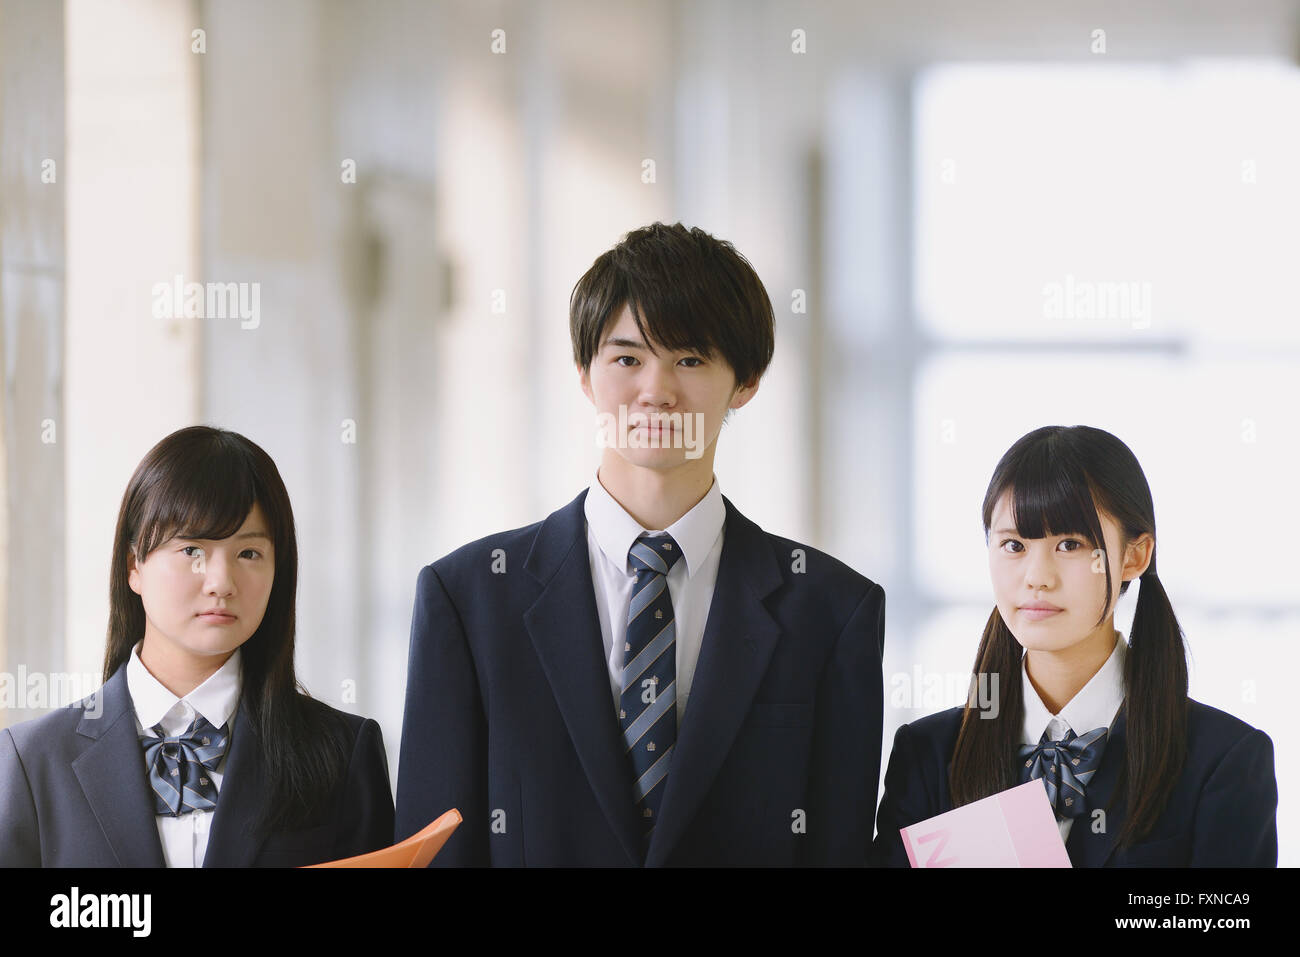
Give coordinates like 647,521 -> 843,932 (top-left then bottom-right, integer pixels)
901,780 -> 1071,868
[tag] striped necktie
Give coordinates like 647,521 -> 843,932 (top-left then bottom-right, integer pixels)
140,714 -> 229,817
620,532 -> 683,841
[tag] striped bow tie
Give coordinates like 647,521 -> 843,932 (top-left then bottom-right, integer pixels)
1017,727 -> 1108,820
140,715 -> 229,817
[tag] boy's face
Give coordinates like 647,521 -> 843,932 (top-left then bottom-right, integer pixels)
579,304 -> 757,471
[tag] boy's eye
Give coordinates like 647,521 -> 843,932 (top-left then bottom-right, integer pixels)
614,355 -> 704,368
181,545 -> 204,558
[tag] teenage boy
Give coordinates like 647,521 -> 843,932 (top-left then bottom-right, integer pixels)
395,223 -> 885,865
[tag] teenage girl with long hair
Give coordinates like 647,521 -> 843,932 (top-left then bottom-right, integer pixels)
1,426 -> 393,866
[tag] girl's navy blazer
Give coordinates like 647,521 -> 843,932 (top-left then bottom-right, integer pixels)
872,699 -> 1277,867
0,663 -> 395,867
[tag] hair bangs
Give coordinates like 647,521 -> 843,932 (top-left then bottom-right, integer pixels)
984,431 -> 1106,550
1008,471 -> 1105,549
623,288 -> 720,361
132,444 -> 261,558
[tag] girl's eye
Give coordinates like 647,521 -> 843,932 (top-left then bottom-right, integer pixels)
182,544 -> 264,559
1058,539 -> 1084,552
999,540 -> 1023,553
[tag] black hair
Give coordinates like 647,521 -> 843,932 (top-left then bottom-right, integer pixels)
569,222 -> 775,395
104,426 -> 348,832
949,425 -> 1188,849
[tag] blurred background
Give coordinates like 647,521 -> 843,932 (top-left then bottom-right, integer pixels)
2,0 -> 1297,863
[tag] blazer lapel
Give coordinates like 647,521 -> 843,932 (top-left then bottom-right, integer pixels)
1066,707 -> 1127,867
203,698 -> 271,867
645,496 -> 783,867
523,489 -> 643,865
71,667 -> 166,867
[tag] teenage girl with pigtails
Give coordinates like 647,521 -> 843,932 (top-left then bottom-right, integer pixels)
873,425 -> 1276,866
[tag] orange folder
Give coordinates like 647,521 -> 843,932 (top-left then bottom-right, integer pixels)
305,808 -> 462,868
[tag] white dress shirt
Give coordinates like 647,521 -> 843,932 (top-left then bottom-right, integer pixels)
1020,631 -> 1126,844
584,470 -> 725,727
126,640 -> 242,868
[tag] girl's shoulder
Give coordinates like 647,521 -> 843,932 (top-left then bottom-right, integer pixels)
3,701 -> 82,752
895,704 -> 966,755
1185,697 -> 1273,756
291,694 -> 382,747
3,683 -> 128,754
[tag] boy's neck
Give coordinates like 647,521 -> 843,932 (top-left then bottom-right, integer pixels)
596,450 -> 717,531
1023,618 -> 1119,716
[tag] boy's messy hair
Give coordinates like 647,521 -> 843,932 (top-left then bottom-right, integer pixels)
569,222 -> 775,391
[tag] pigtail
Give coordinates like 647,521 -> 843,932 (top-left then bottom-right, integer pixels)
1115,561 -> 1188,848
950,607 -> 1024,807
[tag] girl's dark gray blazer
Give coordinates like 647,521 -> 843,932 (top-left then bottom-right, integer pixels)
0,663 -> 395,867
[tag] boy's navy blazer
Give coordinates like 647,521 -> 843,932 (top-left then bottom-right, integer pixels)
395,488 -> 886,866
0,664 -> 395,867
871,700 -> 1277,867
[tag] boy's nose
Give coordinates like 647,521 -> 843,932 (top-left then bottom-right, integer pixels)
638,370 -> 678,404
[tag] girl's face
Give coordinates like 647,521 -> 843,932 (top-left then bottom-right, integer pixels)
987,490 -> 1150,654
128,503 -> 275,670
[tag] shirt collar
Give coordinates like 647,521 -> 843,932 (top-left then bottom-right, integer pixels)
127,639 -> 243,734
584,469 -> 725,579
1021,631 -> 1126,744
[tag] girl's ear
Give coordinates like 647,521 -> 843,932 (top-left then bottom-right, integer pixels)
1121,533 -> 1155,582
127,549 -> 143,596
